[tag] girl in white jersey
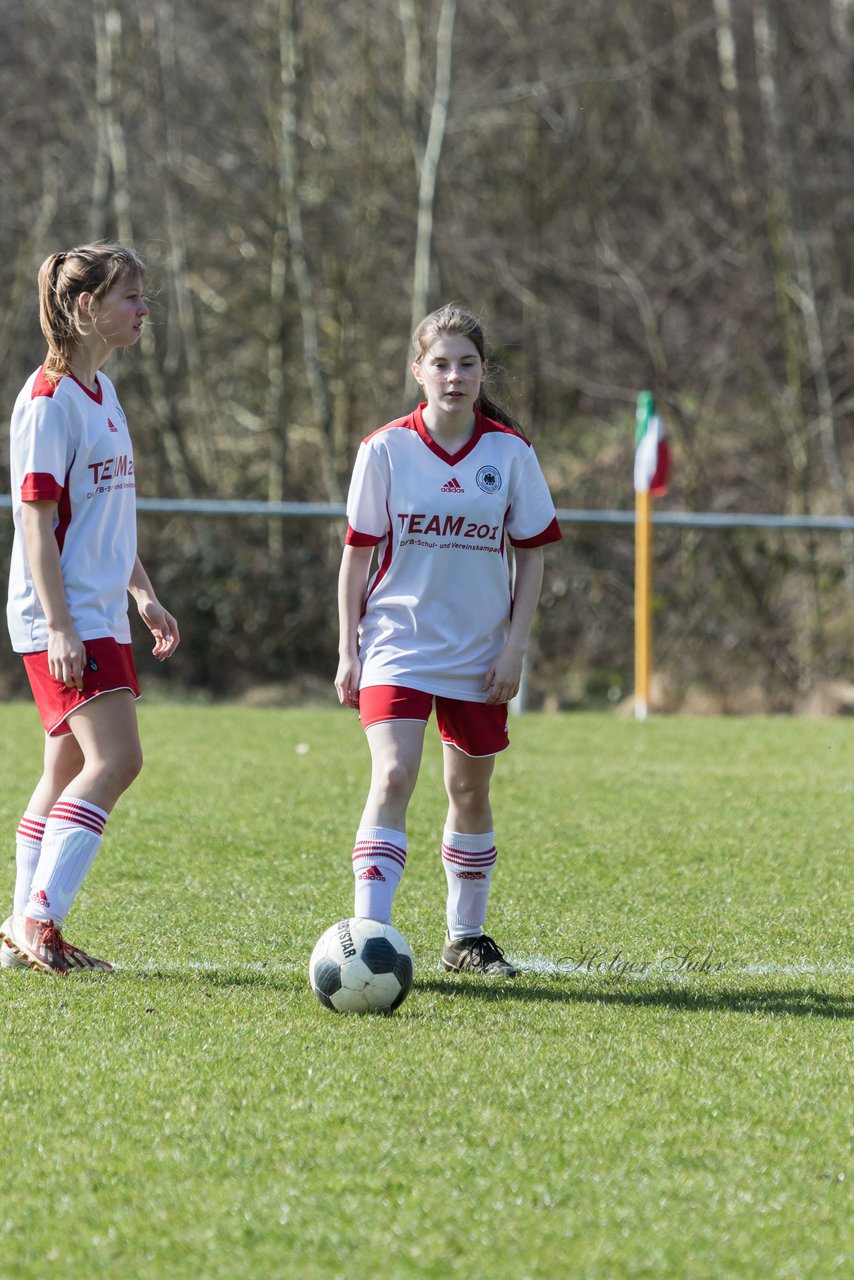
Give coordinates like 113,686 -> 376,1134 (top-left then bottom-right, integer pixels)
335,304 -> 561,976
1,244 -> 179,976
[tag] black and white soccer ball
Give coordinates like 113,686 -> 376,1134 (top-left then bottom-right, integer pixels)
309,918 -> 414,1014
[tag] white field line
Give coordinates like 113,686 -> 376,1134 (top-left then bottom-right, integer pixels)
112,956 -> 854,980
516,955 -> 854,980
113,960 -> 299,975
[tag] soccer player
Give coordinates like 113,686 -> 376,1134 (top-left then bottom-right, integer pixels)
1,244 -> 180,976
335,304 -> 561,976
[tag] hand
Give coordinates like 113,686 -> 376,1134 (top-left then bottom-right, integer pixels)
482,645 -> 524,705
335,655 -> 362,708
47,625 -> 86,690
138,600 -> 180,661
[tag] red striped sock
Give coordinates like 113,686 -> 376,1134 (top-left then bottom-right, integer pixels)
13,812 -> 47,917
352,827 -> 407,924
442,828 -> 497,940
28,797 -> 108,925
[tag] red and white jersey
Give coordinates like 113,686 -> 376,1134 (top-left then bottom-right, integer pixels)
346,404 -> 562,701
6,366 -> 138,653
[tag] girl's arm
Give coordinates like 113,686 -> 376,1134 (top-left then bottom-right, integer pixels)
334,543 -> 374,707
128,555 -> 180,660
483,546 -> 545,705
20,499 -> 86,690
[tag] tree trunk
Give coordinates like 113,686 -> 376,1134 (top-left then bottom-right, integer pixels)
753,0 -> 854,594
92,2 -> 132,244
91,0 -> 196,496
399,0 -> 458,402
153,0 -> 214,485
276,0 -> 340,505
712,0 -> 749,226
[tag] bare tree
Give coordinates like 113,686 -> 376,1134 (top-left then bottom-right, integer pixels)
91,0 -> 198,495
91,1 -> 133,244
712,0 -> 749,226
273,0 -> 339,506
399,0 -> 458,400
753,0 -> 854,592
152,3 -> 211,442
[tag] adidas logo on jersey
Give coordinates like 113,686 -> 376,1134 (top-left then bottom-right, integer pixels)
107,418 -> 118,433
441,476 -> 464,493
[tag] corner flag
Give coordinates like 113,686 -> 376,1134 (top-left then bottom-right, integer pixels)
634,392 -> 669,721
634,393 -> 669,496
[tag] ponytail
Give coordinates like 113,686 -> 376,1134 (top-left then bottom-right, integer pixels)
475,389 -> 525,436
38,253 -> 78,382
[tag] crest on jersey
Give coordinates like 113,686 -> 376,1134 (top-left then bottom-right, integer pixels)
476,465 -> 502,493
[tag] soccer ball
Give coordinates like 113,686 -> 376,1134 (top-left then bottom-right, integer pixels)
309,918 -> 414,1014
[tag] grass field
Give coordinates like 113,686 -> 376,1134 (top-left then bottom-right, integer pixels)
0,703 -> 851,1279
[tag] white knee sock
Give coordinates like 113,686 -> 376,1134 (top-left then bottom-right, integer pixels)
352,826 -> 406,924
28,798 -> 108,925
442,828 -> 497,940
13,812 -> 47,917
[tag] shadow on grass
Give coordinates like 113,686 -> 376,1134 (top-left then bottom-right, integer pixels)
416,976 -> 854,1020
110,967 -> 852,1019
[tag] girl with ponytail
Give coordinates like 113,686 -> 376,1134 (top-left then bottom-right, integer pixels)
2,244 -> 180,975
334,303 -> 561,978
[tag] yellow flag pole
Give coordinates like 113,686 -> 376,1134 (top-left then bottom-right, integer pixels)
634,487 -> 652,721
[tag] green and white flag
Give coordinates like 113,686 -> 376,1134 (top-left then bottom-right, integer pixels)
634,391 -> 670,496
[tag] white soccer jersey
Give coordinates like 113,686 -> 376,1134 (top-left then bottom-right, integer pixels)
6,367 -> 138,653
346,405 -> 562,701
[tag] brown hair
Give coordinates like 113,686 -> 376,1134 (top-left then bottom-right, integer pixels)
410,303 -> 524,434
37,243 -> 146,382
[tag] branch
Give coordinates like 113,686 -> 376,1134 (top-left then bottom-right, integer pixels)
455,14 -> 717,110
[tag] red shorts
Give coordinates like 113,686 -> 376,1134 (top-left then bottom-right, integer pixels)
358,685 -> 509,758
23,638 -> 141,737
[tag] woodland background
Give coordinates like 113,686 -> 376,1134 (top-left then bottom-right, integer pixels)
0,0 -> 852,712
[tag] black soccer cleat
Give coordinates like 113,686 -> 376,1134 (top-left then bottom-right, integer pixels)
441,933 -> 519,977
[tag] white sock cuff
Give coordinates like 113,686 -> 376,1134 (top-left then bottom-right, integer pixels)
441,828 -> 497,870
352,827 -> 407,879
17,812 -> 47,847
47,797 -> 108,837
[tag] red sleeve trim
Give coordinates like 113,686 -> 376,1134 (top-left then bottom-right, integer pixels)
509,516 -> 563,549
20,472 -> 64,502
362,413 -> 417,445
345,525 -> 382,547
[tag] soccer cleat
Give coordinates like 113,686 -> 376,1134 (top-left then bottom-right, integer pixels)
0,918 -> 28,969
441,933 -> 519,977
0,915 -> 68,976
62,939 -> 113,972
0,916 -> 112,972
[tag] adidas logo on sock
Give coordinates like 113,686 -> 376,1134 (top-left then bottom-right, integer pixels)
30,888 -> 50,906
357,865 -> 387,882
441,476 -> 464,493
456,870 -> 487,880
